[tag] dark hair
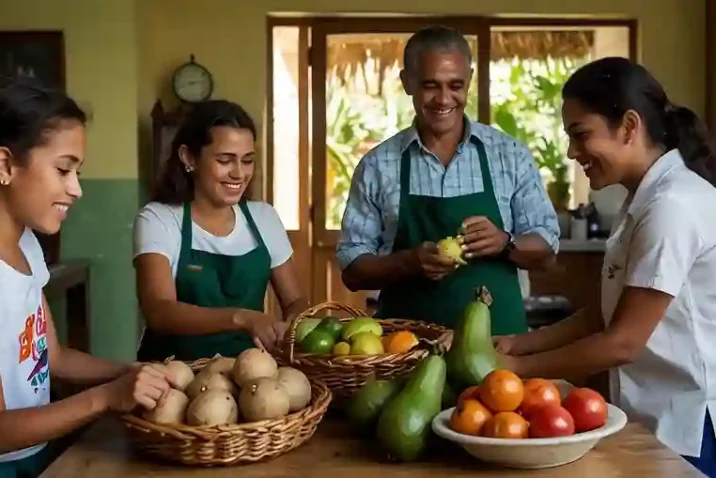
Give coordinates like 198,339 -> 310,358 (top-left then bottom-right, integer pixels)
562,56 -> 716,186
0,76 -> 86,165
403,25 -> 472,74
152,99 -> 258,204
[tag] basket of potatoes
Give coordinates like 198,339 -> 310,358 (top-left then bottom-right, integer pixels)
120,347 -> 332,466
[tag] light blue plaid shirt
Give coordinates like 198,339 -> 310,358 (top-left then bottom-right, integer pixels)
336,119 -> 561,270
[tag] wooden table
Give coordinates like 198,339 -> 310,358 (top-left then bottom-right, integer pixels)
40,416 -> 704,477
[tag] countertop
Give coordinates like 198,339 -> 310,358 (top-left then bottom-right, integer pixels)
40,416 -> 703,477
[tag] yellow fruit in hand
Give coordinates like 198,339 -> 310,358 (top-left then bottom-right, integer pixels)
437,236 -> 467,265
332,342 -> 351,356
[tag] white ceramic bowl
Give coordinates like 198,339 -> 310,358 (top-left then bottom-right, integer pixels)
431,381 -> 628,469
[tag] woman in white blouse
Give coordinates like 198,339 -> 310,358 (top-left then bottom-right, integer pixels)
497,57 -> 716,477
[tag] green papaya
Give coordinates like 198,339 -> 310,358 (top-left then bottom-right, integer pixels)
375,352 -> 446,462
445,286 -> 498,389
345,377 -> 404,431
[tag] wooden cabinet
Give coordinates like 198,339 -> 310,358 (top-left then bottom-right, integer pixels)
528,249 -> 604,314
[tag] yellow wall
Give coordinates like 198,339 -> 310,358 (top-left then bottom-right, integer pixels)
139,0 -> 706,188
0,0 -> 138,180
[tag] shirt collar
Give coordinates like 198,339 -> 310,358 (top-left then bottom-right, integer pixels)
399,114 -> 476,154
627,148 -> 684,216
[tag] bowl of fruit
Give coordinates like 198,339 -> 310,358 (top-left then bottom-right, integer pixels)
432,369 -> 628,469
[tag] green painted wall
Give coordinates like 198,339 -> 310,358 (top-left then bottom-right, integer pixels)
59,179 -> 142,360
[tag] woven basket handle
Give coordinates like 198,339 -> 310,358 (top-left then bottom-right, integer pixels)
284,301 -> 367,363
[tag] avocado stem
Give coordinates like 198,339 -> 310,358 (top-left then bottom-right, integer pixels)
476,286 -> 493,307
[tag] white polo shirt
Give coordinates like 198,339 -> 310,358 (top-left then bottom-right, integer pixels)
602,148 -> 716,457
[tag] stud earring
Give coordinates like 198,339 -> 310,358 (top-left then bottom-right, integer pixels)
0,179 -> 8,186
184,165 -> 194,173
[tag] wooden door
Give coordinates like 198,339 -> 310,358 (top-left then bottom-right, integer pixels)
308,19 -> 488,312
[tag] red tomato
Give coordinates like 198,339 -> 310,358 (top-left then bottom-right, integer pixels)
519,378 -> 562,419
562,387 -> 608,432
528,404 -> 575,438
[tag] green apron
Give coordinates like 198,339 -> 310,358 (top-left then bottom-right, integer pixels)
136,200 -> 271,362
0,446 -> 49,478
374,137 -> 528,336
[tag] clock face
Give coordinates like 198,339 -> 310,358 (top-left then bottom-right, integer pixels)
173,63 -> 212,103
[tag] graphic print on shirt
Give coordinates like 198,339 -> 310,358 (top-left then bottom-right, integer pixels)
17,302 -> 49,394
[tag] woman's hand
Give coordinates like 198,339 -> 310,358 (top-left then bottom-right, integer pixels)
100,363 -> 172,413
493,334 -> 519,354
242,313 -> 288,352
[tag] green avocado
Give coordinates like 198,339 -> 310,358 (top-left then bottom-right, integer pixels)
375,351 -> 446,462
300,328 -> 335,354
315,316 -> 343,340
345,378 -> 404,431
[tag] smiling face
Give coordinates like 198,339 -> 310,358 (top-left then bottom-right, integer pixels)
0,120 -> 86,235
561,98 -> 640,190
180,125 -> 255,207
401,49 -> 472,137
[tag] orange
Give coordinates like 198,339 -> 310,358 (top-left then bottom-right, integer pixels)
519,378 -> 561,419
449,399 -> 493,436
480,411 -> 529,439
382,330 -> 419,354
479,369 -> 524,413
456,385 -> 481,405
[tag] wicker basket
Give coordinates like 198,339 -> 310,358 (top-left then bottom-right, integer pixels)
278,301 -> 452,402
120,357 -> 332,466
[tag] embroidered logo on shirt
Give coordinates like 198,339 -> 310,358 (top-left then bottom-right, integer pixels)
607,264 -> 622,280
186,264 -> 203,271
18,303 -> 49,393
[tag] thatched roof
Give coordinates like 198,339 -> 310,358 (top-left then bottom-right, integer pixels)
327,30 -> 593,81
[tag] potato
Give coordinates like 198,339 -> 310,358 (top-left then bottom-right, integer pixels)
277,367 -> 312,412
186,389 -> 239,426
164,360 -> 195,391
231,348 -> 278,388
142,388 -> 189,425
239,377 -> 290,422
203,356 -> 236,376
186,370 -> 238,401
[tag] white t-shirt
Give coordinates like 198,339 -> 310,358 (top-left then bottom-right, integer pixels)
133,201 -> 293,276
0,228 -> 51,462
601,149 -> 716,457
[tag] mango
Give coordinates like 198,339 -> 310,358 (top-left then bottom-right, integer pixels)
341,317 -> 383,342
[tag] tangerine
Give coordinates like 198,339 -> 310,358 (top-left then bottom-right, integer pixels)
479,369 -> 524,413
480,411 -> 529,439
382,330 -> 419,354
449,399 -> 493,436
456,385 -> 481,405
519,378 -> 561,419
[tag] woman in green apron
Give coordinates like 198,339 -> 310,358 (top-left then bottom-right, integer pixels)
133,100 -> 308,362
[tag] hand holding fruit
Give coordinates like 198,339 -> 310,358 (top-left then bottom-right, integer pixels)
413,241 -> 459,280
459,216 -> 510,258
103,363 -> 173,413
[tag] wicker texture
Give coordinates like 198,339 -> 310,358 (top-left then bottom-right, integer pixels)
120,358 -> 332,466
279,301 -> 451,401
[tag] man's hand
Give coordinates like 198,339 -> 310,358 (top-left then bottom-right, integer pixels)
460,216 -> 509,259
413,241 -> 458,281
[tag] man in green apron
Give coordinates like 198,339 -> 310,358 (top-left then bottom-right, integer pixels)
336,26 -> 560,335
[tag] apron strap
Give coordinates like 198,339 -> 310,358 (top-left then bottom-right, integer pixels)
239,200 -> 267,250
471,137 -> 495,197
178,201 -> 194,269
399,146 -> 412,203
